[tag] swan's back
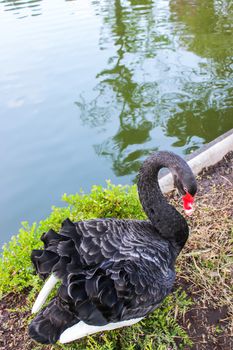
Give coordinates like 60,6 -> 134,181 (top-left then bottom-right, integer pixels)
29,218 -> 176,344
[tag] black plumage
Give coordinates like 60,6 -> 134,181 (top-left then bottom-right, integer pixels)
29,151 -> 197,344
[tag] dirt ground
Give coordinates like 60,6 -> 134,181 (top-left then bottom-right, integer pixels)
177,151 -> 233,350
0,152 -> 232,350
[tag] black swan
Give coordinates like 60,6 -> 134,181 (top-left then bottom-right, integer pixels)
29,151 -> 197,344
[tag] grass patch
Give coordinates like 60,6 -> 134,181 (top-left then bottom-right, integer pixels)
178,184 -> 233,313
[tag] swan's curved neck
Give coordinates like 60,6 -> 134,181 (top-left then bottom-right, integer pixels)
138,152 -> 189,251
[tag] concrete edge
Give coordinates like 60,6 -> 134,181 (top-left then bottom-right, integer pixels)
159,128 -> 233,193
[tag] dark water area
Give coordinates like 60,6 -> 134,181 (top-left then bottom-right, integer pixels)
0,0 -> 232,247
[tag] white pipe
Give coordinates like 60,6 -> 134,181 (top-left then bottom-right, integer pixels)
159,130 -> 233,193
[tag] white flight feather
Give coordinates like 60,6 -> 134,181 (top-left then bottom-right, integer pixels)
31,274 -> 59,314
59,317 -> 143,344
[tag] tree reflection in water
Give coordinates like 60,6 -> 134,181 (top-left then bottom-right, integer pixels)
167,0 -> 233,153
76,0 -> 159,178
75,0 -> 233,177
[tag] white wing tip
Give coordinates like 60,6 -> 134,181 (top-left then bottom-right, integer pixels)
31,302 -> 40,314
31,274 -> 59,314
59,318 -> 144,343
59,331 -> 71,344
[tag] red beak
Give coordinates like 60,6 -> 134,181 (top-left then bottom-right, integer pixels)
182,192 -> 195,215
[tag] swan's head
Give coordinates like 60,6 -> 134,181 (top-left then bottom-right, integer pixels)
173,172 -> 197,216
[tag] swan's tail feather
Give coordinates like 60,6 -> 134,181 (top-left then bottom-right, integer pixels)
31,249 -> 59,280
31,219 -> 82,280
29,297 -> 78,344
31,219 -> 82,313
30,219 -> 84,343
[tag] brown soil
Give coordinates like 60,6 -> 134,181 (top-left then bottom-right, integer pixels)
183,303 -> 231,350
0,292 -> 42,350
175,276 -> 233,350
0,152 -> 232,350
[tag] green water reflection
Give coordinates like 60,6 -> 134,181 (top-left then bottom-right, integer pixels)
76,0 -> 233,176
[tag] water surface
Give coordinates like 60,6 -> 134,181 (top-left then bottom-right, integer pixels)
0,0 -> 232,246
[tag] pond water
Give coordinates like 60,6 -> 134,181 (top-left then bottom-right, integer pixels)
0,0 -> 232,247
